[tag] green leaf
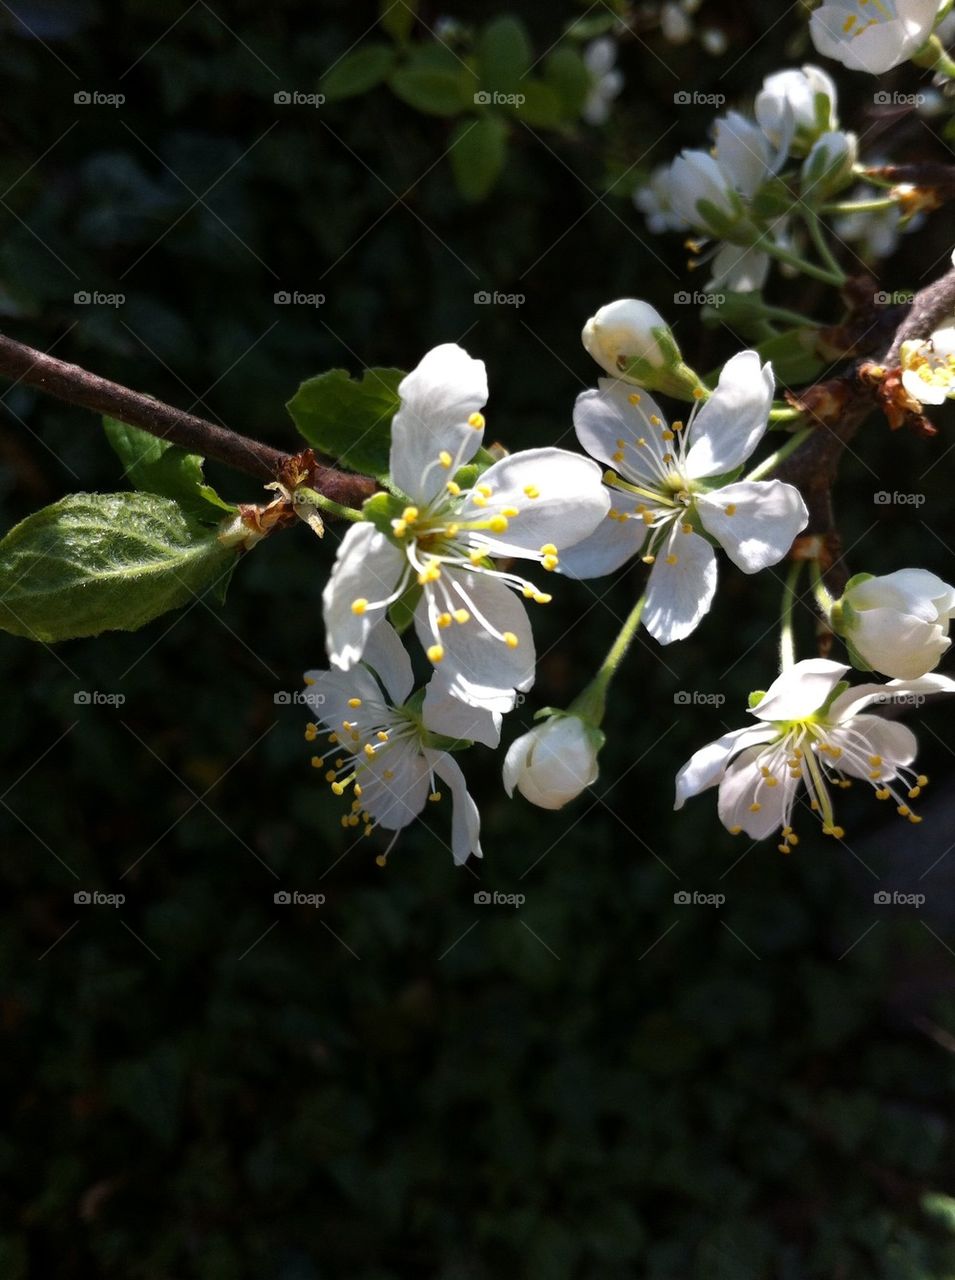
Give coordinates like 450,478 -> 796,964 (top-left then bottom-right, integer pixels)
390,46 -> 474,116
754,329 -> 826,387
544,47 -> 591,118
379,0 -> 417,43
449,115 -> 508,202
518,81 -> 563,128
0,492 -> 236,643
321,43 -> 396,102
286,367 -> 405,480
477,16 -> 532,96
103,417 -> 234,522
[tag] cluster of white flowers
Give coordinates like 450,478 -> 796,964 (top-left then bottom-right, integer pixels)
810,0 -> 944,74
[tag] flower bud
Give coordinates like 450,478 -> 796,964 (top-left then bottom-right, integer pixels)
800,130 -> 857,202
832,569 -> 955,680
503,714 -> 603,810
582,298 -> 703,399
755,65 -> 838,158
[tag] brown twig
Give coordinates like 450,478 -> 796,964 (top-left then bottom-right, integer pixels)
0,330 -> 375,509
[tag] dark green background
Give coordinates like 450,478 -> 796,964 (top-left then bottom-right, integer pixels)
2,2 -> 955,1276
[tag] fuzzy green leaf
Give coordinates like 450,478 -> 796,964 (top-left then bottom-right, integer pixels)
286,367 -> 404,480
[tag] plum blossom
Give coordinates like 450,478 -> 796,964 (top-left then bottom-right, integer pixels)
582,38 -> 624,125
304,621 -> 499,865
754,65 -> 838,159
810,0 -> 942,73
675,658 -> 955,847
900,321 -> 955,405
503,714 -> 603,809
561,351 -> 808,644
835,569 -> 955,678
322,343 -> 609,711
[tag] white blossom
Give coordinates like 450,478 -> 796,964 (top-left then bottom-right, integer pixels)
810,0 -> 942,74
503,715 -> 602,809
675,658 -> 955,846
582,38 -> 624,125
322,343 -> 610,710
561,351 -> 808,644
836,569 -> 955,678
900,322 -> 955,405
304,621 -> 499,865
755,65 -> 838,159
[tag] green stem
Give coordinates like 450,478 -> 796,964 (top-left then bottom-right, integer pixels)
295,487 -> 364,522
912,33 -> 955,78
759,303 -> 827,329
744,425 -> 813,482
802,210 -> 847,284
821,196 -> 896,215
809,558 -> 834,616
768,406 -> 803,423
760,239 -> 845,286
779,560 -> 803,672
572,594 -> 646,725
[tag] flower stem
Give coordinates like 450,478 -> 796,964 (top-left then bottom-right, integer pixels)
809,558 -> 834,615
779,560 -> 803,672
821,196 -> 896,215
802,210 -> 848,285
744,425 -> 813,482
768,405 -> 803,424
572,594 -> 646,726
760,239 -> 845,286
295,487 -> 364,522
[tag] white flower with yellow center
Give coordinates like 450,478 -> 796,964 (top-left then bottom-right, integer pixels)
900,322 -> 955,405
304,621 -> 499,866
675,658 -> 955,848
323,343 -> 610,710
810,0 -> 942,73
560,351 -> 809,644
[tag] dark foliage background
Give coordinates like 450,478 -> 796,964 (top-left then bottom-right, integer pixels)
2,1 -> 955,1276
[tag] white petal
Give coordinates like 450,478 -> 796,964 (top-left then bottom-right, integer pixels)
389,343 -> 488,504
428,751 -> 482,864
360,741 -> 432,833
751,658 -> 849,722
851,609 -> 950,679
322,523 -> 406,670
713,111 -> 772,197
849,568 -> 955,622
685,352 -> 774,478
717,745 -> 800,839
828,714 -> 918,780
827,672 -> 955,722
361,620 -> 414,705
674,724 -> 777,809
696,479 -> 808,573
706,242 -> 770,293
465,448 -> 610,556
423,674 -> 502,748
415,568 -> 535,710
558,492 -> 647,579
301,664 -> 387,737
643,527 -> 718,645
573,379 -> 671,489
901,365 -> 949,405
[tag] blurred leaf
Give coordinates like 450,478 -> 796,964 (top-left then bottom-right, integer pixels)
544,46 -> 591,117
379,0 -> 417,43
0,493 -> 236,642
519,81 -> 564,128
103,418 -> 234,521
286,367 -> 404,479
449,115 -> 508,202
477,16 -> 532,96
390,45 -> 474,116
755,328 -> 826,386
321,43 -> 396,102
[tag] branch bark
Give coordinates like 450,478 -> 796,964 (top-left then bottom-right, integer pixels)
0,330 -> 375,508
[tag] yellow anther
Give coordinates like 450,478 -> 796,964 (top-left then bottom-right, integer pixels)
351,598 -> 368,615
403,506 -> 419,524
523,484 -> 540,499
749,802 -> 762,813
501,506 -> 520,518
724,503 -> 737,516
353,784 -> 363,798
692,387 -> 705,399
417,561 -> 441,584
869,755 -> 882,766
542,555 -> 559,571
327,733 -> 339,745
533,592 -> 551,604
310,755 -> 323,768
897,804 -> 911,817
377,730 -> 389,742
437,612 -> 453,629
875,787 -> 890,800
439,450 -> 452,468
672,420 -> 684,431
628,392 -> 641,405
662,430 -> 675,442
347,697 -> 362,708
427,644 -> 444,663
348,814 -> 359,827
616,438 -> 627,449
429,791 -> 442,802
649,414 -> 662,426
375,853 -> 388,867
469,548 -> 485,565
611,451 -> 625,464
305,724 -> 318,742
324,769 -> 337,783
383,769 -> 395,781
363,743 -> 376,759
447,480 -> 461,496
642,553 -> 656,564
681,522 -> 693,534
917,774 -> 929,787
477,483 -> 493,498
909,814 -> 923,824
489,515 -> 509,533
503,631 -> 519,648
472,495 -> 487,508
468,411 -> 485,430
391,519 -> 407,537
453,608 -> 470,623
331,781 -> 345,796
446,523 -> 460,537
729,825 -> 742,835
666,553 -> 678,565
304,675 -> 316,686
540,543 -> 557,556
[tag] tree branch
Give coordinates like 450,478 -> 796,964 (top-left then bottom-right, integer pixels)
0,330 -> 375,508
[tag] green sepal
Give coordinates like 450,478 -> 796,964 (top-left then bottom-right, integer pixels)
360,491 -> 404,536
747,690 -> 767,709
